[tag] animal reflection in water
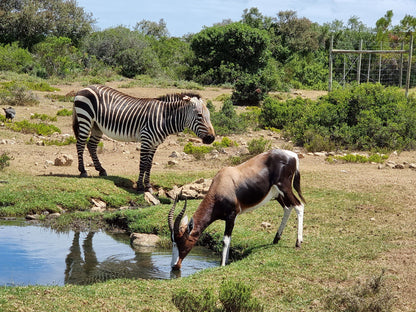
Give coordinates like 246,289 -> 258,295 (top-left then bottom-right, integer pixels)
64,232 -> 170,285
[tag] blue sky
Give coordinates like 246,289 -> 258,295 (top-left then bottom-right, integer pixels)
76,0 -> 416,37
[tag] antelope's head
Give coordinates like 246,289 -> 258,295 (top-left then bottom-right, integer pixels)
168,197 -> 196,270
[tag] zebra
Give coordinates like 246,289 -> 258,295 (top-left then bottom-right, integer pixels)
72,85 -> 215,191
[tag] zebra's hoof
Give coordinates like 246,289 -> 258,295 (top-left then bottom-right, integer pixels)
99,169 -> 107,176
80,172 -> 88,178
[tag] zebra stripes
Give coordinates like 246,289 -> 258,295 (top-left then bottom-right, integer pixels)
72,85 -> 215,191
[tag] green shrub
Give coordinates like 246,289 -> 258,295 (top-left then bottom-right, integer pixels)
247,137 -> 271,155
30,113 -> 57,122
56,108 -> 73,116
0,42 -> 34,73
6,120 -> 61,135
0,153 -> 11,170
0,84 -> 39,106
219,281 -> 264,312
211,99 -> 248,135
213,137 -> 238,149
171,281 -> 263,312
183,142 -> 214,159
276,83 -> 416,151
259,96 -> 308,129
42,136 -> 77,146
172,289 -> 217,312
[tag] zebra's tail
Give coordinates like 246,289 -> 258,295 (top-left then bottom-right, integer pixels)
72,108 -> 80,139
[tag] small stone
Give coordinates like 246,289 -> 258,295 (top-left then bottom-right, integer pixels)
144,192 -> 160,205
261,221 -> 272,229
130,233 -> 161,247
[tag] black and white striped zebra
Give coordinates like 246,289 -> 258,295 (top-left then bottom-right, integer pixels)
72,85 -> 215,191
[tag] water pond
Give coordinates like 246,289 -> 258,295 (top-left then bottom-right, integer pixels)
0,220 -> 218,286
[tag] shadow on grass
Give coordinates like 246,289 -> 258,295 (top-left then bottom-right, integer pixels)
40,174 -> 139,194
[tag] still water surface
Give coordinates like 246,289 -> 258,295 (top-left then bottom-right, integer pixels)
0,220 -> 218,286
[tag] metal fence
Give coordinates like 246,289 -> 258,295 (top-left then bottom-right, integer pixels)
328,35 -> 414,96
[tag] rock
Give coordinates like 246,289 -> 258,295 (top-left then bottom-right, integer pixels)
144,192 -> 160,205
261,221 -> 271,229
180,178 -> 212,199
54,154 -> 73,166
188,138 -> 201,143
169,151 -> 179,158
90,198 -> 107,212
168,159 -> 178,166
393,163 -> 405,169
26,214 -> 40,220
386,161 -> 396,168
130,233 -> 161,247
409,163 -> 416,169
48,213 -> 61,218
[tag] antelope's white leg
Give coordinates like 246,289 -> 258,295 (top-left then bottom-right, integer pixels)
221,235 -> 231,266
277,206 -> 293,238
294,204 -> 304,247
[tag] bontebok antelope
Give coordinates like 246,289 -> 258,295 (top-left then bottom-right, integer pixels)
73,85 -> 215,191
168,149 -> 305,270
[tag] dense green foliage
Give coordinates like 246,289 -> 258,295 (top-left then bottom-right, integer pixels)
261,83 -> 416,151
172,281 -> 263,312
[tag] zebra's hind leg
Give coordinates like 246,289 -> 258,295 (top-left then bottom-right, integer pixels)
76,139 -> 88,177
87,126 -> 107,176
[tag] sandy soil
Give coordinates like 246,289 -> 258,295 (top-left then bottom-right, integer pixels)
1,83 -> 415,310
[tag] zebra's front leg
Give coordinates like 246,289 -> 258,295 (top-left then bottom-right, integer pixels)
87,133 -> 107,177
137,145 -> 157,192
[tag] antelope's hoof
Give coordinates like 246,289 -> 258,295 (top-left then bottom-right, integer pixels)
295,239 -> 302,248
99,169 -> 107,176
273,235 -> 281,245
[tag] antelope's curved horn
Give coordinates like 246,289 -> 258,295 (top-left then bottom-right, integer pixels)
168,196 -> 178,233
174,198 -> 187,236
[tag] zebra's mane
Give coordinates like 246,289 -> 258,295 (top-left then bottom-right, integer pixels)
156,92 -> 201,102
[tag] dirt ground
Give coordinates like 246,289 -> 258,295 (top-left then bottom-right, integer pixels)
1,83 -> 415,310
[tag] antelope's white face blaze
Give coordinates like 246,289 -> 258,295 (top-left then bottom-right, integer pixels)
171,242 -> 180,267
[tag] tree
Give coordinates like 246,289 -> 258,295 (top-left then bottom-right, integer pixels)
82,26 -> 160,78
270,11 -> 320,62
135,19 -> 170,39
190,22 -> 270,85
0,0 -> 94,49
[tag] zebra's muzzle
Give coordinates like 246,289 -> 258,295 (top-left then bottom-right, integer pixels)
202,134 -> 215,144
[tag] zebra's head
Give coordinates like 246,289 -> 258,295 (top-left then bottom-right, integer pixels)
184,95 -> 215,144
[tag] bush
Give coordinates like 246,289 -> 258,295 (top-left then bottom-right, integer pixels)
172,289 -> 217,312
190,23 -> 270,85
259,96 -> 308,129
0,43 -> 34,73
33,36 -> 82,77
211,99 -> 248,135
0,84 -> 39,106
6,120 -> 61,136
264,83 -> 416,151
219,281 -> 264,312
82,26 -> 161,78
172,281 -> 263,312
183,142 -> 214,159
0,153 -> 11,170
325,270 -> 394,312
247,137 -> 271,155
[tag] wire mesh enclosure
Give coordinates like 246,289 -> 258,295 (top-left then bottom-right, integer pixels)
329,35 -> 414,96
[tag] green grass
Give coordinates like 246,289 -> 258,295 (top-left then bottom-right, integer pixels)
0,169 -> 400,311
